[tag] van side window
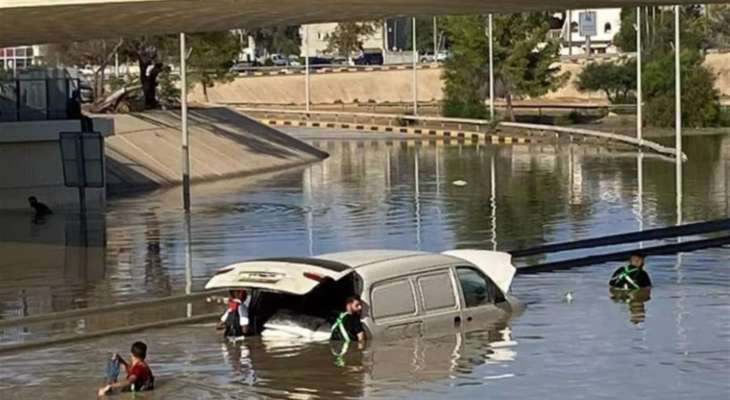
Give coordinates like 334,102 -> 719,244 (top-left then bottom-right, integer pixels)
371,278 -> 416,321
417,271 -> 457,312
456,266 -> 504,307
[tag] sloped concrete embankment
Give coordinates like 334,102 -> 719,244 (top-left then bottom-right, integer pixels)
105,107 -> 328,194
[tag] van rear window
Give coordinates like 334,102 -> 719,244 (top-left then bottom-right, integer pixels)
371,279 -> 416,321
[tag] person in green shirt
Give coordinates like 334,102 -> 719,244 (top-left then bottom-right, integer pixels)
609,252 -> 652,290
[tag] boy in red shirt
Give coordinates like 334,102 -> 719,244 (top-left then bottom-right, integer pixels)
97,341 -> 154,396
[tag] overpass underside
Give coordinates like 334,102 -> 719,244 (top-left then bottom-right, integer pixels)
0,0 -> 719,47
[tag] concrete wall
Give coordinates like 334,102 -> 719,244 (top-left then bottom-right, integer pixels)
190,67 -> 443,105
193,53 -> 730,106
0,119 -> 112,211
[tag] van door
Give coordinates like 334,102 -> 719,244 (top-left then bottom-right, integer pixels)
453,265 -> 507,332
413,268 -> 462,335
367,277 -> 422,340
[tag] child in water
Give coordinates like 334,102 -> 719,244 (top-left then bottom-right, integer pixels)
97,341 -> 154,396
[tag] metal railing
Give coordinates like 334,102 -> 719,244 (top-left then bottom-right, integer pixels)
0,78 -> 81,123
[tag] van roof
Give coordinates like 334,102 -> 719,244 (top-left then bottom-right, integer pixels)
317,249 -> 431,269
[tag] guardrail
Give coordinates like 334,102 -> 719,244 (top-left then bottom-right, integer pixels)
499,122 -> 686,160
235,107 -> 686,159
232,62 -> 441,77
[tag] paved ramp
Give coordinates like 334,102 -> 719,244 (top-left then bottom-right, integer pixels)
105,107 -> 327,194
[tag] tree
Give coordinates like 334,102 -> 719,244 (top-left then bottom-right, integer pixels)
47,39 -> 124,100
441,14 -> 567,120
441,16 -> 489,118
576,60 -> 636,103
612,7 -> 720,127
707,4 -> 730,50
249,26 -> 301,56
643,50 -> 719,127
120,36 -> 173,109
170,31 -> 241,102
494,13 -> 568,120
324,22 -> 377,62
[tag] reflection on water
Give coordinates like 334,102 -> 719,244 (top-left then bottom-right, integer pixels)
0,134 -> 729,399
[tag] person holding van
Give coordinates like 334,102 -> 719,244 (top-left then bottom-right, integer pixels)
217,289 -> 250,339
330,295 -> 366,342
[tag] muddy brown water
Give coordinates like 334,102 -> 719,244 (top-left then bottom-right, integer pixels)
1,133 -> 729,399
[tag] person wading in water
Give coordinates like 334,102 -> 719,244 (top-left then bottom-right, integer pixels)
609,252 -> 652,290
330,295 -> 366,342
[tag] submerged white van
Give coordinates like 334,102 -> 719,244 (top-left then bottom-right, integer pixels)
205,249 -> 520,339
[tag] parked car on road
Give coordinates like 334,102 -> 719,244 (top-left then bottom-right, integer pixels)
354,50 -> 384,65
205,249 -> 520,340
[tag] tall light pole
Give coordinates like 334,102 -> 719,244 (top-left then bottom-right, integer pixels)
567,10 -> 573,56
636,7 -> 643,144
488,14 -> 495,120
412,17 -> 418,115
674,5 -> 682,225
180,32 -> 191,212
304,25 -> 310,112
433,16 -> 438,56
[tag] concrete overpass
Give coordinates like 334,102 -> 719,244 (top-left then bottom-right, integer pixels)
0,0 -> 719,47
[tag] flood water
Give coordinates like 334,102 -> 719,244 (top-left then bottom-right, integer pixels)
1,132 -> 729,399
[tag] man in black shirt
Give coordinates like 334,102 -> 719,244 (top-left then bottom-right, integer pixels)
609,252 -> 652,290
330,295 -> 366,342
28,196 -> 52,218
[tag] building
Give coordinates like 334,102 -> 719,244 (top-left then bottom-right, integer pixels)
300,22 -> 386,57
557,9 -> 623,55
0,45 -> 45,72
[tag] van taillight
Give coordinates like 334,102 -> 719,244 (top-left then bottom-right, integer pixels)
303,272 -> 324,282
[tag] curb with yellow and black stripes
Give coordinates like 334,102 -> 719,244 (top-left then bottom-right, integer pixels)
260,118 -> 539,144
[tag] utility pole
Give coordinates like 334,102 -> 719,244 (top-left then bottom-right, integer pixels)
433,16 -> 438,56
180,32 -> 190,212
304,25 -> 310,112
567,10 -> 573,56
412,17 -> 418,115
674,5 -> 682,225
488,14 -> 495,120
636,7 -> 642,143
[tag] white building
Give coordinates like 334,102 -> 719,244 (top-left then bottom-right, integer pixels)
0,45 -> 45,71
299,23 -> 386,57
558,9 -> 623,55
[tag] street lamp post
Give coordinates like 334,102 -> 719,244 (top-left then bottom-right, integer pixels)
305,25 -> 310,112
488,14 -> 495,120
180,32 -> 190,212
412,17 -> 418,115
674,5 -> 682,225
636,7 -> 643,143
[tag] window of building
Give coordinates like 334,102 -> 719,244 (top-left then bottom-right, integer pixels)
371,278 -> 416,320
604,22 -> 612,33
417,271 -> 456,312
456,267 -> 504,307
